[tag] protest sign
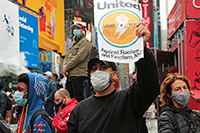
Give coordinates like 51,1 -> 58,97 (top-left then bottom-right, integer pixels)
94,0 -> 143,63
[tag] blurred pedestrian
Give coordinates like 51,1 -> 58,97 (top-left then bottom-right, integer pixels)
158,73 -> 200,133
52,73 -> 63,90
0,81 -> 7,119
62,22 -> 92,102
59,74 -> 66,89
14,73 -> 53,132
67,22 -> 160,133
44,71 -> 57,118
52,89 -> 78,133
5,92 -> 13,126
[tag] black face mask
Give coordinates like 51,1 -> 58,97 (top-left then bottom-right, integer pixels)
57,98 -> 63,107
57,98 -> 66,109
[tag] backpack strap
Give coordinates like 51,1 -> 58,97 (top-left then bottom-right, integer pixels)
30,109 -> 56,133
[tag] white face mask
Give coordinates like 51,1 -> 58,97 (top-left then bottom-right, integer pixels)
91,70 -> 112,91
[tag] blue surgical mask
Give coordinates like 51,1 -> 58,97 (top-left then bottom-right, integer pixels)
73,29 -> 81,36
14,91 -> 28,106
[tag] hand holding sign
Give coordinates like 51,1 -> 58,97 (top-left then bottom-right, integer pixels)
136,22 -> 151,47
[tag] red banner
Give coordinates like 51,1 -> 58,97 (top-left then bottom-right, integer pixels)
168,0 -> 185,39
186,0 -> 200,19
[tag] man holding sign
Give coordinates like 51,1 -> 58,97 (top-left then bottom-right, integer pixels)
67,22 -> 159,133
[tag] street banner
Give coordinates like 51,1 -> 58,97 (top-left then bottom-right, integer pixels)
94,0 -> 143,63
0,1 -> 20,65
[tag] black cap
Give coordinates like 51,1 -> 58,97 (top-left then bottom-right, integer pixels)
88,57 -> 117,71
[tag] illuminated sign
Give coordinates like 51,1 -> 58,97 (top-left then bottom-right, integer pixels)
39,52 -> 49,62
168,0 -> 185,39
17,0 -> 65,56
186,0 -> 200,18
19,9 -> 39,69
139,0 -> 154,49
39,51 -> 51,73
74,16 -> 82,22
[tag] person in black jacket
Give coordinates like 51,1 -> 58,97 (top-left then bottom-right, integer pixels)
67,22 -> 160,133
0,81 -> 7,119
158,73 -> 200,133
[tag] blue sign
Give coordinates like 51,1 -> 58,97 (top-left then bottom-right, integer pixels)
39,51 -> 52,73
19,9 -> 39,69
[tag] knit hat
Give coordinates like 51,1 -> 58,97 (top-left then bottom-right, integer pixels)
168,66 -> 178,73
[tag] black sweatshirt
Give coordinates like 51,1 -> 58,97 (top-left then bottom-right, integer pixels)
67,47 -> 160,133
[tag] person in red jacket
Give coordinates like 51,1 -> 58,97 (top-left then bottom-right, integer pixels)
52,88 -> 78,133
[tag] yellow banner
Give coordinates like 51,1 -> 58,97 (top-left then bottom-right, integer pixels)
17,0 -> 65,56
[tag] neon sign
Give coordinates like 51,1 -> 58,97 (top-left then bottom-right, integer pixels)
139,0 -> 154,49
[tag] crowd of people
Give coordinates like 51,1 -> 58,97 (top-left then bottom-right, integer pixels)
0,22 -> 200,133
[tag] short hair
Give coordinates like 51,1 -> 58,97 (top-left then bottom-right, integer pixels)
57,88 -> 70,98
53,73 -> 58,80
60,74 -> 64,79
160,73 -> 190,106
17,73 -> 29,88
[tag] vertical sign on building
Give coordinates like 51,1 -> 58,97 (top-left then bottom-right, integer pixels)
19,10 -> 39,69
139,0 -> 154,49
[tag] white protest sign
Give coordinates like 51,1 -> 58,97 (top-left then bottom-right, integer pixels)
94,0 -> 143,63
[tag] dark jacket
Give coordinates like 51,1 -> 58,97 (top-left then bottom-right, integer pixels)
0,90 -> 7,119
158,105 -> 200,133
63,33 -> 92,77
67,47 -> 160,133
45,79 -> 57,102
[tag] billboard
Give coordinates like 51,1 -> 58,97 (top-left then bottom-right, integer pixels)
168,0 -> 185,39
39,51 -> 51,73
186,20 -> 200,93
0,1 -> 20,65
139,0 -> 154,49
17,0 -> 65,56
19,9 -> 39,69
186,0 -> 200,19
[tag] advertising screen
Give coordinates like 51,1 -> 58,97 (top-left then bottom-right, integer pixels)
0,1 -> 19,65
168,0 -> 185,39
186,20 -> 200,93
186,0 -> 200,19
19,9 -> 39,69
139,0 -> 154,49
17,0 -> 65,56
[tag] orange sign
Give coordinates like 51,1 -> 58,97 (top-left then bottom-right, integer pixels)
17,0 -> 65,56
100,10 -> 139,46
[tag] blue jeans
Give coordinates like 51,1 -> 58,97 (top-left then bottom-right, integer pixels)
44,101 -> 55,118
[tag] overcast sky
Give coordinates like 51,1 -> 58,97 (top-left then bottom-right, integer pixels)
160,0 -> 176,30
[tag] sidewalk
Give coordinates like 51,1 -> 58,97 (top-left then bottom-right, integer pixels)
146,118 -> 158,133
